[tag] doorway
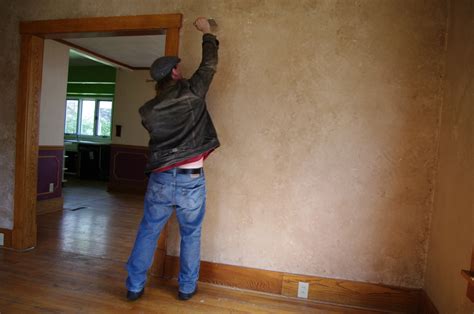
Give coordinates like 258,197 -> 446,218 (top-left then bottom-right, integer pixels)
12,14 -> 182,277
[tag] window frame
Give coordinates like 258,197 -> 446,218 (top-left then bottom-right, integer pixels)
64,96 -> 114,139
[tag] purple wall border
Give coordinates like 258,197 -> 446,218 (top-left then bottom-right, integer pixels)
109,144 -> 148,193
37,147 -> 63,201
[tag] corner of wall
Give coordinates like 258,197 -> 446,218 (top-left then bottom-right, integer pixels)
420,0 -> 451,289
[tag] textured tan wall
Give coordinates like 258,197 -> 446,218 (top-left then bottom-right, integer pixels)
0,0 -> 17,229
0,1 -> 447,288
424,0 -> 474,312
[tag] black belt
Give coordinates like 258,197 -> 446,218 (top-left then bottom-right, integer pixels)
176,168 -> 202,175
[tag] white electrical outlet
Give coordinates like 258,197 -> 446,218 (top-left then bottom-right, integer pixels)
0,233 -> 4,246
297,282 -> 309,299
49,183 -> 54,192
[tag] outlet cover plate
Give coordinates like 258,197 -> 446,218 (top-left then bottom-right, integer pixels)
0,233 -> 4,246
297,282 -> 309,298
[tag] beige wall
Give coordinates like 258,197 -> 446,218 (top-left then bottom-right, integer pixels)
39,40 -> 69,146
0,1 -> 448,288
112,69 -> 155,147
424,0 -> 474,312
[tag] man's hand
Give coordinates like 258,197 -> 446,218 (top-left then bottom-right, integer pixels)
193,17 -> 212,34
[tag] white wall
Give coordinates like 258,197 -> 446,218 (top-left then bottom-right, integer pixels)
39,40 -> 69,146
112,69 -> 155,147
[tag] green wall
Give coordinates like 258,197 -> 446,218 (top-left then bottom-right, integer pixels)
67,66 -> 116,97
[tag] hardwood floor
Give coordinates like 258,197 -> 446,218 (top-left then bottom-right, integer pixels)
0,179 -> 382,313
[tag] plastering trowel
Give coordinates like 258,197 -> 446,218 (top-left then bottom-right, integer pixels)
208,18 -> 218,31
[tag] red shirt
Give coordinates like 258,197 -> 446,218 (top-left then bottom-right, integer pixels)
153,150 -> 213,173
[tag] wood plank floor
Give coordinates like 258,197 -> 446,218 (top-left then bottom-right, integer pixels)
0,179 -> 383,313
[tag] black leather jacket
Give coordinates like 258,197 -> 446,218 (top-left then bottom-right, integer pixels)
139,34 -> 220,173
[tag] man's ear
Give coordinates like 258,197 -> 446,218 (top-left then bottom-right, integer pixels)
171,67 -> 182,80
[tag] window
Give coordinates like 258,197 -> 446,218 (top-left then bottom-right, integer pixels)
65,100 -> 79,134
98,101 -> 113,136
64,98 -> 113,137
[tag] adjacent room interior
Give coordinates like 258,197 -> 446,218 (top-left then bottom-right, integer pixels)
37,34 -> 163,213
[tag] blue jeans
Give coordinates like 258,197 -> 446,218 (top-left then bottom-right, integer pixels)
126,168 -> 206,294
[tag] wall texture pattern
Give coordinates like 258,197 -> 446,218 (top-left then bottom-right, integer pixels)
424,0 -> 474,312
0,0 -> 447,288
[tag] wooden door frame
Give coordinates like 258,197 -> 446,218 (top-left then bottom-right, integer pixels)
11,13 -> 182,276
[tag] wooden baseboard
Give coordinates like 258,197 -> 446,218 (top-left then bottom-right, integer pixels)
162,255 -> 421,312
418,290 -> 439,313
282,273 -> 420,312
0,228 -> 13,247
36,197 -> 64,215
164,255 -> 283,294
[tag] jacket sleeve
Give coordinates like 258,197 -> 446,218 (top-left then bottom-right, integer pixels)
189,33 -> 219,98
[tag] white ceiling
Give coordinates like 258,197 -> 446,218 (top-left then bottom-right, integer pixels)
68,50 -> 104,67
65,35 -> 166,68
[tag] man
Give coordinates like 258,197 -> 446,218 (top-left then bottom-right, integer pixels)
125,17 -> 220,301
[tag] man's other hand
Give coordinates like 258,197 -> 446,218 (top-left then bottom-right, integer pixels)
193,17 -> 211,34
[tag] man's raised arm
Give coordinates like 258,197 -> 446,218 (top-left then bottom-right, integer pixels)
189,17 -> 219,98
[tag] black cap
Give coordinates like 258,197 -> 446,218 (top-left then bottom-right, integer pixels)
150,56 -> 181,81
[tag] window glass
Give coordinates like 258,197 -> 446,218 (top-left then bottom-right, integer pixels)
64,100 -> 79,134
80,100 -> 96,135
98,101 -> 113,136
65,98 -> 113,138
